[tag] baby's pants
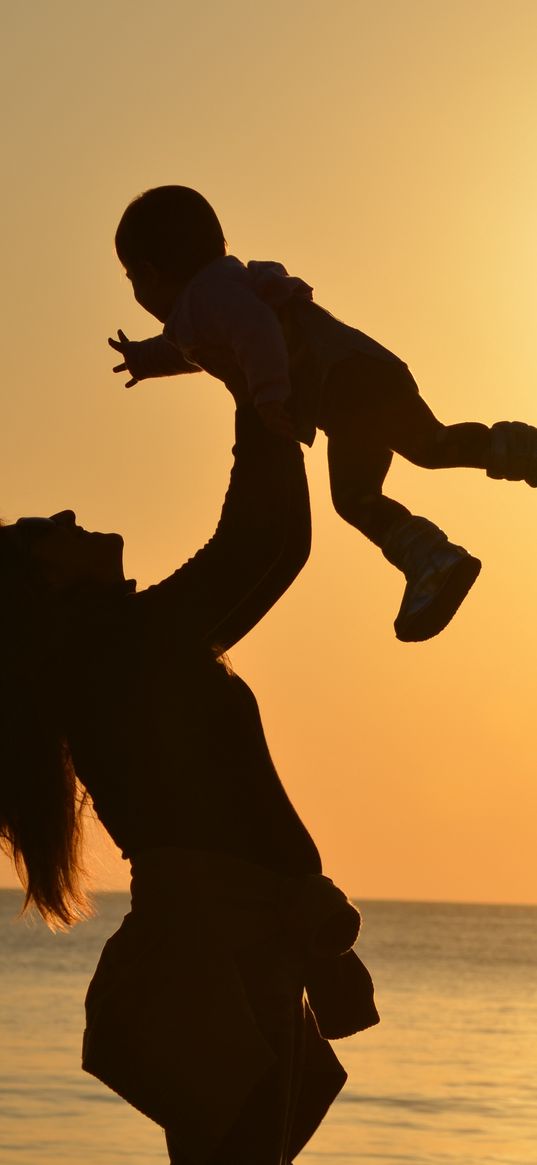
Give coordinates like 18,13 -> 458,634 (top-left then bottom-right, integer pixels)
317,353 -> 491,545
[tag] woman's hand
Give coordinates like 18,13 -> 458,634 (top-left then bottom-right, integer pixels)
108,329 -> 139,388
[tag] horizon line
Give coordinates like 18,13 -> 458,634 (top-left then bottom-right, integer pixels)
1,887 -> 535,909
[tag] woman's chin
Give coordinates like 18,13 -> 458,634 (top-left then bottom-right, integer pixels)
94,532 -> 126,586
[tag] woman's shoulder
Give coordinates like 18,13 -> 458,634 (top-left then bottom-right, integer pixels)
125,577 -> 216,665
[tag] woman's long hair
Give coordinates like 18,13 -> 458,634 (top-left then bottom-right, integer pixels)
0,522 -> 91,929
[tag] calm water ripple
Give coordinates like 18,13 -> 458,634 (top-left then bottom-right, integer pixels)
1,892 -> 536,1164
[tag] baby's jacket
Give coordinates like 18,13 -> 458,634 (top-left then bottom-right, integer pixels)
123,255 -> 402,445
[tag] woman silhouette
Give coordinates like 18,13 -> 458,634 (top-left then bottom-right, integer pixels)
0,407 -> 377,1165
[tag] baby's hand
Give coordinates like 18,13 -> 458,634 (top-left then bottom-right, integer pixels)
108,329 -> 138,388
256,400 -> 296,440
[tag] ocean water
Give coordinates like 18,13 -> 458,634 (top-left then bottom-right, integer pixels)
1,891 -> 535,1165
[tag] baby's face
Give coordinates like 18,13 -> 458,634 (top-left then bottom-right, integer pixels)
126,263 -> 180,323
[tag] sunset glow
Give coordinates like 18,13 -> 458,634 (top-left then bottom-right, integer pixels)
2,0 -> 537,904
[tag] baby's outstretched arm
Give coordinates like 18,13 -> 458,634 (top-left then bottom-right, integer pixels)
108,329 -> 201,388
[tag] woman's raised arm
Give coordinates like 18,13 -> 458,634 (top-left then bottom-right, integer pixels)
138,407 -> 311,651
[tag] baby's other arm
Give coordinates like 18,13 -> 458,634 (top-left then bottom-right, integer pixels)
255,399 -> 296,439
108,329 -> 201,388
188,277 -> 296,437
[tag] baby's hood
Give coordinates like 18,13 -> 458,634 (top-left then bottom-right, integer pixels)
246,259 -> 313,307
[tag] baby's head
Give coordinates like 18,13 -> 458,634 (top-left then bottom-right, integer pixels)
115,185 -> 227,321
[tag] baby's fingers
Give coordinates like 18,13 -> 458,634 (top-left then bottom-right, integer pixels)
113,361 -> 127,373
125,377 -> 138,388
109,329 -> 130,351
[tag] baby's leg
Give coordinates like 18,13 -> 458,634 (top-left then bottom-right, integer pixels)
380,385 -> 491,471
319,357 -> 481,640
319,354 -> 463,543
323,355 -> 490,471
320,355 -> 416,542
358,359 -> 537,486
326,424 -> 413,544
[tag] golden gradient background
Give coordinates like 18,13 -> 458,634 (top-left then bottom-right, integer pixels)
1,0 -> 536,903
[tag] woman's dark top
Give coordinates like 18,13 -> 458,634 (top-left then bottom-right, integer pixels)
66,408 -> 321,878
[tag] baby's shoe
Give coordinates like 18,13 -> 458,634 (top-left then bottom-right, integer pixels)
382,517 -> 481,642
487,421 -> 537,487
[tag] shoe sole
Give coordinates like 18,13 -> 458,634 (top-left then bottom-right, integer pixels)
395,554 -> 482,642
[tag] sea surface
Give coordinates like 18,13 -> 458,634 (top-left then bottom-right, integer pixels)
1,892 -> 535,1165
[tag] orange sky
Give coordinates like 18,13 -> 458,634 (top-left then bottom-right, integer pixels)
1,0 -> 537,903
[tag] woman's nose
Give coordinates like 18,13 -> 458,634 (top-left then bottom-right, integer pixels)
50,510 -> 77,527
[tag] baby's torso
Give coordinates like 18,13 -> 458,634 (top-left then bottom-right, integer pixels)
166,256 -> 405,444
277,297 -> 405,443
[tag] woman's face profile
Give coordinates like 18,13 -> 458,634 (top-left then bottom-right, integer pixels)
14,510 -> 125,592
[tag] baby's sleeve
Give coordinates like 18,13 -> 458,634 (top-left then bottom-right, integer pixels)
124,335 -> 201,381
189,274 -> 292,405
